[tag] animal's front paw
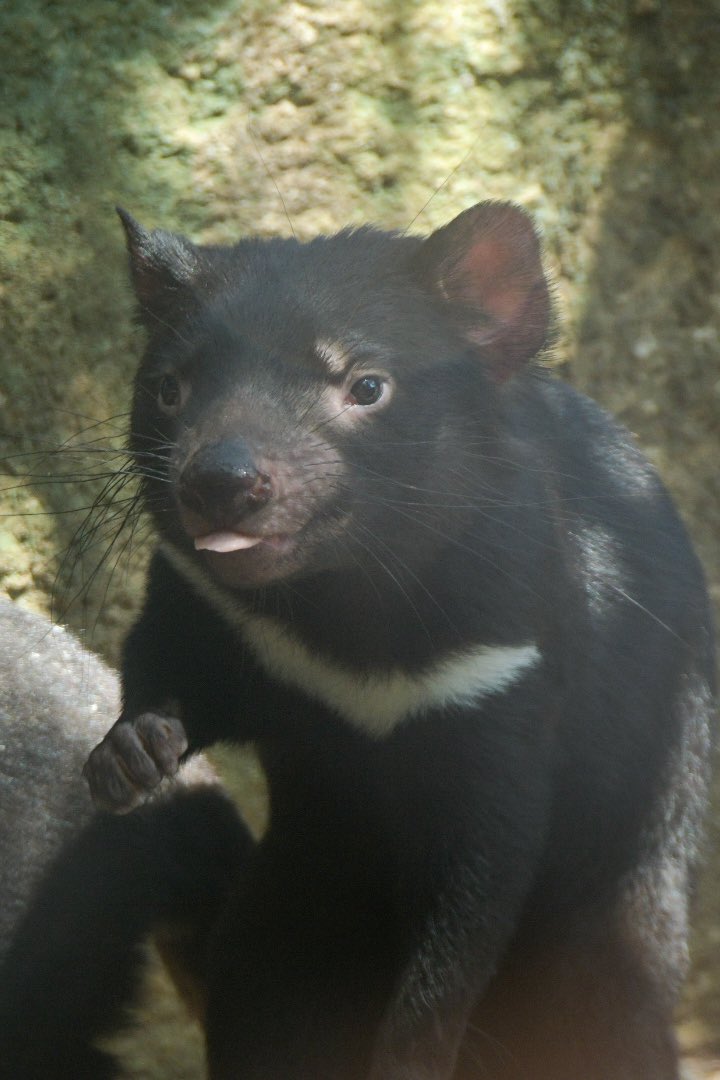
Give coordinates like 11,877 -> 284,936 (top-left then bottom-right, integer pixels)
83,711 -> 188,813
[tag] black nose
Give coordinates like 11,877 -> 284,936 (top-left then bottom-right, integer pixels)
178,440 -> 273,524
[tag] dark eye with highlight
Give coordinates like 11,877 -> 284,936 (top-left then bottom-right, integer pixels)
157,374 -> 183,414
348,375 -> 385,407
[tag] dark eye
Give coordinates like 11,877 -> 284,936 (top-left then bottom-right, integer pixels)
348,375 -> 385,407
158,374 -> 183,413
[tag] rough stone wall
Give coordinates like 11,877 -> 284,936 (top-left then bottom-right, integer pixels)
1,0 -> 718,1074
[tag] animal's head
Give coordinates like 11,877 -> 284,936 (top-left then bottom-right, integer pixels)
119,202 -> 551,590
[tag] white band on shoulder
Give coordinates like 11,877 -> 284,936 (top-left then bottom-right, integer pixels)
162,544 -> 542,737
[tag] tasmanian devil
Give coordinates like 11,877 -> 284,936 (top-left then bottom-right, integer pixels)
0,201 -> 715,1080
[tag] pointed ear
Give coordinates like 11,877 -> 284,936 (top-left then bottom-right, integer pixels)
116,208 -> 203,330
414,202 -> 552,380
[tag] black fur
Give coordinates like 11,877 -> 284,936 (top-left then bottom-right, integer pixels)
0,597 -> 240,1079
0,787 -> 250,1079
1,202 -> 715,1079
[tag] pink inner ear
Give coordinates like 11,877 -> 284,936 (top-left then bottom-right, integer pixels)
434,203 -> 551,375
453,240 -> 534,328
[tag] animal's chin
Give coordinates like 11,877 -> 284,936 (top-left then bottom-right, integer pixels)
196,532 -> 305,589
158,507 -> 353,589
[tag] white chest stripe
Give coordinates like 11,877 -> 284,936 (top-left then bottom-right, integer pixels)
244,621 -> 541,736
163,544 -> 542,738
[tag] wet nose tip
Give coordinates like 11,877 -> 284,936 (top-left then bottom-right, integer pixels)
178,440 -> 273,521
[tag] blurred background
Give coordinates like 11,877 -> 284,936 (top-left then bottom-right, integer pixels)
1,0 -> 718,1075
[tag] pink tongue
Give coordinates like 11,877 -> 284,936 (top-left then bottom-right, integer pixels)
194,531 -> 263,553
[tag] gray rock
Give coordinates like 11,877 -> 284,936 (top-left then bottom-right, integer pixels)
0,595 -> 217,957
